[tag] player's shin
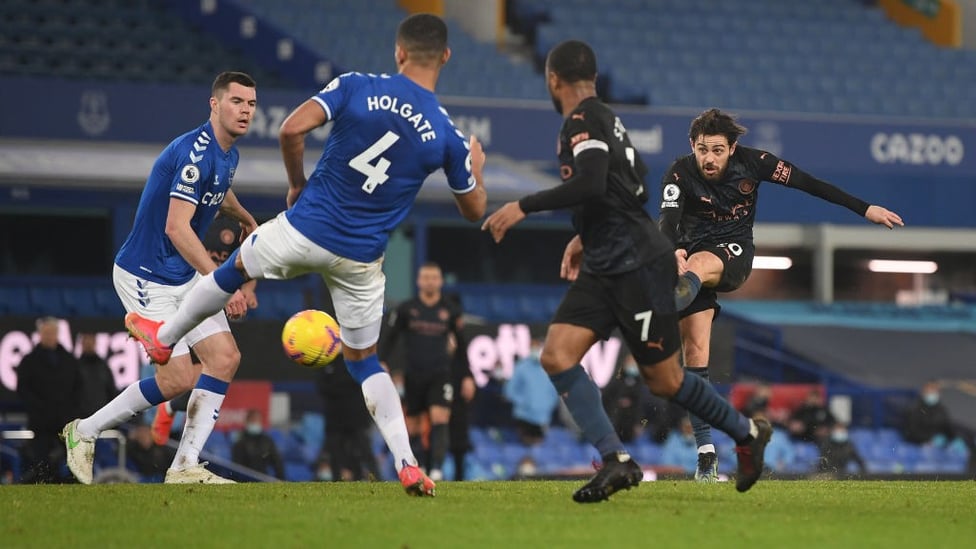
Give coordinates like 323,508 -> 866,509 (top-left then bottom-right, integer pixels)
550,364 -> 626,458
172,374 -> 228,470
350,356 -> 418,472
686,366 -> 715,452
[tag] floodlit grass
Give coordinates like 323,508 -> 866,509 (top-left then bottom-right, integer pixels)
1,480 -> 973,548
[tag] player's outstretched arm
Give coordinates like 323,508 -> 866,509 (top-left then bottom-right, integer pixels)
454,135 -> 487,221
864,205 -> 904,229
280,99 -> 327,207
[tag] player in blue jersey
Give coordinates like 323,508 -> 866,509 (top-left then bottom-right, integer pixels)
62,72 -> 259,485
125,14 -> 487,497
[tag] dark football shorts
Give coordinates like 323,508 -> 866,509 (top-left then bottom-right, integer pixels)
404,369 -> 453,415
552,253 -> 681,366
681,240 -> 755,319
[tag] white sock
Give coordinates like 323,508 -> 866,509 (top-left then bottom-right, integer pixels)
170,388 -> 225,470
698,444 -> 716,454
361,372 -> 416,473
158,274 -> 232,346
77,383 -> 152,438
164,401 -> 173,415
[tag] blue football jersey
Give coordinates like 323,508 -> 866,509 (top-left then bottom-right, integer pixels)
115,121 -> 239,284
285,72 -> 476,262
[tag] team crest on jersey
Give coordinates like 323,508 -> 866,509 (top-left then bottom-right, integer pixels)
438,308 -> 449,321
738,179 -> 756,194
180,164 -> 200,185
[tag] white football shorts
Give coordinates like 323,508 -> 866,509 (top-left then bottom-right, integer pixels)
239,212 -> 385,348
113,264 -> 231,358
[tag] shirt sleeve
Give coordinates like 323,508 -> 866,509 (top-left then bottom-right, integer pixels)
752,148 -> 870,217
311,72 -> 360,122
658,161 -> 685,246
441,108 -> 478,194
518,113 -> 609,213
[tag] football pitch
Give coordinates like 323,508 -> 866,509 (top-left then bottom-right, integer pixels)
1,480 -> 972,548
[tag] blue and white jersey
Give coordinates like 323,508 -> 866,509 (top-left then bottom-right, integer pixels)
286,72 -> 476,263
115,121 -> 239,285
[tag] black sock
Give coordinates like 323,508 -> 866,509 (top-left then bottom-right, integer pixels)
685,367 -> 714,450
671,370 -> 751,444
550,364 -> 625,457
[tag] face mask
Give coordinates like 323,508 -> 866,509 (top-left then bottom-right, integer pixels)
831,430 -> 849,443
624,365 -> 639,377
245,423 -> 263,435
317,468 -> 333,481
923,393 -> 940,406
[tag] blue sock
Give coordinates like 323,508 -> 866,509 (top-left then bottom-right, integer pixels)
212,249 -> 247,293
675,272 -> 702,311
195,373 -> 229,395
549,364 -> 625,457
138,377 -> 166,406
346,355 -> 385,384
672,370 -> 751,444
686,367 -> 714,450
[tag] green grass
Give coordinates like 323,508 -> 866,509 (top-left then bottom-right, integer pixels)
1,480 -> 973,548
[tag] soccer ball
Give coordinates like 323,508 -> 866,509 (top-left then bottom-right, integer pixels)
281,309 -> 342,368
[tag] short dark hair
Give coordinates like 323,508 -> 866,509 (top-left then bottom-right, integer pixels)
419,261 -> 441,271
397,13 -> 448,65
212,71 -> 256,97
688,108 -> 748,145
546,40 -> 597,83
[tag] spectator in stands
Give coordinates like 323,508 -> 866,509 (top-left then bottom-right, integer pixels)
504,340 -> 559,446
75,332 -> 118,418
817,422 -> 865,476
788,388 -> 835,443
642,392 -> 686,444
902,380 -> 955,446
741,383 -> 773,419
659,108 -> 902,481
379,262 -> 465,482
317,356 -> 380,481
763,425 -> 796,474
127,423 -> 175,481
660,417 -> 698,474
16,317 -> 80,483
231,409 -> 284,480
601,356 -> 647,443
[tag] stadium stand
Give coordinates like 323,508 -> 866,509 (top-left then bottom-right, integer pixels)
512,0 -> 976,117
230,0 -> 546,100
0,0 -> 294,87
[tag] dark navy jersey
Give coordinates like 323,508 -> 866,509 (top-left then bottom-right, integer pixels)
660,145 -> 794,250
115,121 -> 237,284
286,72 -> 476,263
381,296 -> 463,374
557,97 -> 673,274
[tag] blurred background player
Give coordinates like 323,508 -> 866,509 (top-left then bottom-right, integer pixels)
659,108 -> 903,482
380,262 -> 464,480
151,214 -> 258,445
231,409 -> 284,480
482,40 -> 771,502
124,14 -> 487,497
62,71 -> 260,485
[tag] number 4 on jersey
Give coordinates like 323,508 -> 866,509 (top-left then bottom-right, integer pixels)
349,131 -> 401,194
